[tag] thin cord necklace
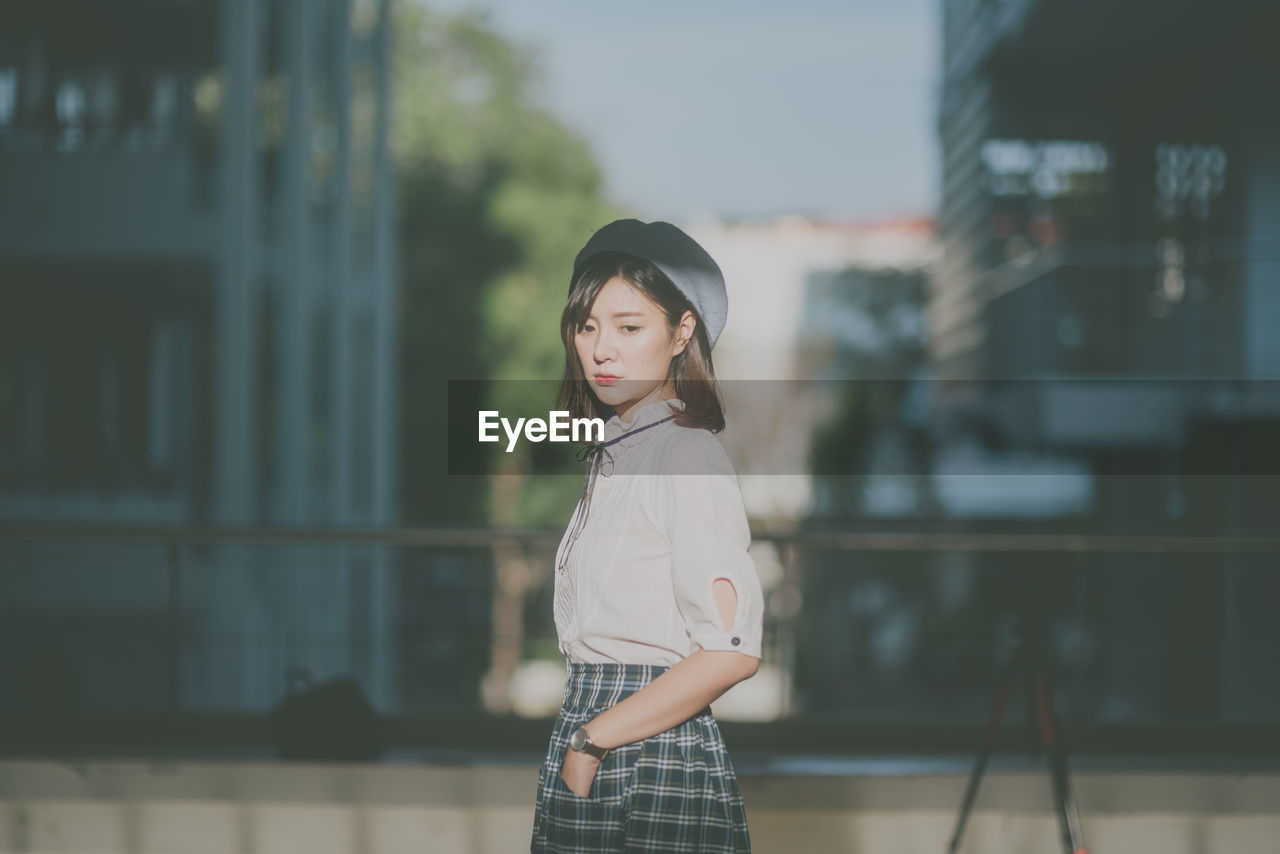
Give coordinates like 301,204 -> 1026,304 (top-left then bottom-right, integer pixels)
556,413 -> 676,575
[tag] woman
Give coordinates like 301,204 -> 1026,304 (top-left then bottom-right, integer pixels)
530,219 -> 765,853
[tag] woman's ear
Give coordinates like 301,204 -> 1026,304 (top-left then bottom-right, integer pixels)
672,310 -> 696,355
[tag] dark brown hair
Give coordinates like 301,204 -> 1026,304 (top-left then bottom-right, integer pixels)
555,251 -> 725,433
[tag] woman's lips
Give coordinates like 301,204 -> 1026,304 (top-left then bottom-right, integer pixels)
594,375 -> 620,386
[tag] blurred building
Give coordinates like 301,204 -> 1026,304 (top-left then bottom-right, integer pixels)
0,0 -> 399,713
932,0 -> 1280,464
687,215 -> 939,523
932,0 -> 1280,722
933,0 -> 1278,386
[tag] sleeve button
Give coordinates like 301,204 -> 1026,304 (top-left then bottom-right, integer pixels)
731,636 -> 741,646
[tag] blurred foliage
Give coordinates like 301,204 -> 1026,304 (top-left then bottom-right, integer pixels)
393,2 -> 626,526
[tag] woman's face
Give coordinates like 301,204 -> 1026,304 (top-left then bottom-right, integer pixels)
575,276 -> 694,423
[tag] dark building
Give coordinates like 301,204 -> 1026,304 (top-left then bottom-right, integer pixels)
0,0 -> 401,715
933,0 -> 1278,384
929,0 -> 1280,723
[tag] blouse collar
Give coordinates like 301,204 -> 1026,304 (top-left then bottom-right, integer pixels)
602,397 -> 685,443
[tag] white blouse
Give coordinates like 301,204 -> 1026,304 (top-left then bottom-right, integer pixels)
552,397 -> 766,666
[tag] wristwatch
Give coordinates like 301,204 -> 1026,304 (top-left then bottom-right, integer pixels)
568,726 -> 610,760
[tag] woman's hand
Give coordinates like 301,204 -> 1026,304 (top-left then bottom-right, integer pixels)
559,747 -> 602,798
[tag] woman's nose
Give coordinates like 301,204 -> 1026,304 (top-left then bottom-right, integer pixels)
593,328 -> 616,362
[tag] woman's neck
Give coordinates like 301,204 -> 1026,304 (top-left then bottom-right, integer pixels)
614,383 -> 678,426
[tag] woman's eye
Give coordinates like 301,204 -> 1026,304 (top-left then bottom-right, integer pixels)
622,326 -> 640,333
578,324 -> 595,333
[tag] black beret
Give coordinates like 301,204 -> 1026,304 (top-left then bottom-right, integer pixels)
572,219 -> 728,348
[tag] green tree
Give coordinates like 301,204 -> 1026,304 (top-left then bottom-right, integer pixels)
393,2 -> 625,527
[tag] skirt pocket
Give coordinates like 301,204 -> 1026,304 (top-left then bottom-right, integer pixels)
555,737 -> 644,807
544,735 -> 643,851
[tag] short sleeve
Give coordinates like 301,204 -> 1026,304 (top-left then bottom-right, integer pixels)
658,431 -> 765,659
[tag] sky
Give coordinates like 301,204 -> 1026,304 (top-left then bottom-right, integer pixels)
421,0 -> 940,223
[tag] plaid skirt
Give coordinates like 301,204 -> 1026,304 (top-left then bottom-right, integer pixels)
530,662 -> 752,853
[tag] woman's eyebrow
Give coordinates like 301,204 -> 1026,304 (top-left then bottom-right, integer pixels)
609,311 -> 646,319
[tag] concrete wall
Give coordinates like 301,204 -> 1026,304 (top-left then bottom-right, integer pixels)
1,760 -> 1277,853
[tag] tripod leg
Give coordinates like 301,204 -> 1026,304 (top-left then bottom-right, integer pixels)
947,645 -> 1021,854
1025,655 -> 1042,760
1035,669 -> 1088,854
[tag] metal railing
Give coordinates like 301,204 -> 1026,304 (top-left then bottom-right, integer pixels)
2,522 -> 1279,764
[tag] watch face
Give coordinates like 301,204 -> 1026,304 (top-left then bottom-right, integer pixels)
569,727 -> 587,751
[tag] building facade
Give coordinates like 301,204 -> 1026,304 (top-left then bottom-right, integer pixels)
0,0 -> 399,714
932,0 -> 1280,723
